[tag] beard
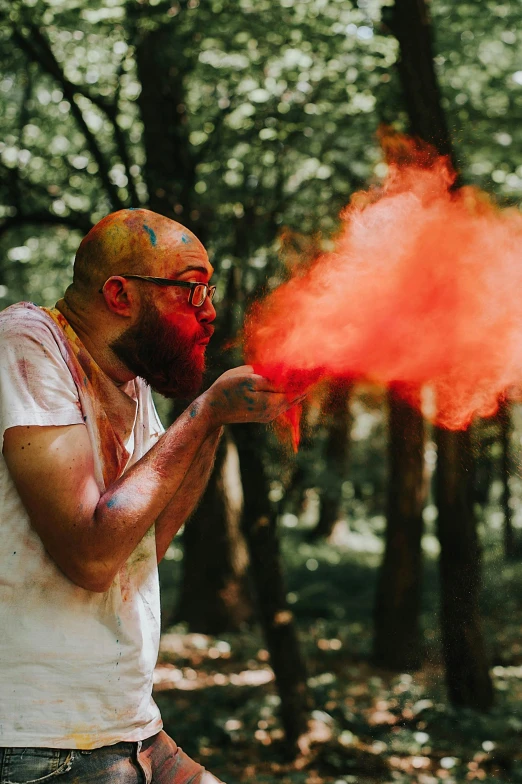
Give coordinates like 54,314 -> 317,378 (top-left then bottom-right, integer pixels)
110,296 -> 213,399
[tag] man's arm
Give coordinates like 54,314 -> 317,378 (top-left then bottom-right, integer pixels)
3,366 -> 297,592
154,426 -> 223,563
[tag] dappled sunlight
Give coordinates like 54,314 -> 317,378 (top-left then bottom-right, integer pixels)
154,663 -> 274,692
4,0 -> 522,782
156,625 -> 522,782
156,630 -> 275,691
156,530 -> 522,782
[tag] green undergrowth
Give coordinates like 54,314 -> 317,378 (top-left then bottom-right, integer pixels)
156,518 -> 522,783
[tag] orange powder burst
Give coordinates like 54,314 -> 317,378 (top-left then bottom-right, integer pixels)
244,134 -> 522,442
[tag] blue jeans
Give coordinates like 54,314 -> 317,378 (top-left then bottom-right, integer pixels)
0,732 -> 224,784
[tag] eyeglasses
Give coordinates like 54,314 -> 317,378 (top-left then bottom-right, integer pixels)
110,274 -> 217,308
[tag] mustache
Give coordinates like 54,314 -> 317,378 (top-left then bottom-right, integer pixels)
151,324 -> 214,345
196,325 -> 214,341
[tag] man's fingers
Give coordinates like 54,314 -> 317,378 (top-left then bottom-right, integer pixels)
208,368 -> 309,426
222,366 -> 308,395
270,391 -> 308,407
225,365 -> 254,378
263,393 -> 303,419
290,392 -> 308,405
246,375 -> 282,393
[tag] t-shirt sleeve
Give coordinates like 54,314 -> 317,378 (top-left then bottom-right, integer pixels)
0,311 -> 84,441
149,394 -> 166,438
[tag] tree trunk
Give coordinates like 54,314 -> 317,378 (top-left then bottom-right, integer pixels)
280,461 -> 308,519
497,398 -> 515,559
385,0 -> 457,168
435,427 -> 494,709
135,22 -> 255,632
176,431 -> 252,633
235,423 -> 310,751
135,25 -> 197,226
373,384 -> 425,671
389,0 -> 493,709
310,379 -> 352,540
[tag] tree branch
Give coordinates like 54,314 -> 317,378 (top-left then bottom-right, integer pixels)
23,22 -> 140,205
194,101 -> 237,166
13,25 -> 125,209
110,58 -> 140,205
11,66 -> 34,211
0,211 -> 93,240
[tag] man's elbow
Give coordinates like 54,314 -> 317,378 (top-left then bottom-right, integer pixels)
61,559 -> 116,593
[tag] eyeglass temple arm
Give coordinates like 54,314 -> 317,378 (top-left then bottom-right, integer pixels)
122,276 -> 194,288
99,276 -> 214,293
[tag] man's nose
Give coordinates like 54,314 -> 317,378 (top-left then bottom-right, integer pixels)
197,295 -> 216,323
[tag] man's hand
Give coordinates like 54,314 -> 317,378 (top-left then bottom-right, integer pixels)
199,365 -> 303,427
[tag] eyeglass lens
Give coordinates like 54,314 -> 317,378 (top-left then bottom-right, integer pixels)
191,284 -> 215,307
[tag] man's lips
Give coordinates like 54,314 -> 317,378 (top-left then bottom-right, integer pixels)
196,327 -> 214,345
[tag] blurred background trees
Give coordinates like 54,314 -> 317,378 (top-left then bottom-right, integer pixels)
2,0 -> 522,776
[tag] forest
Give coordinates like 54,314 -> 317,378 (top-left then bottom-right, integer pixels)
2,0 -> 522,781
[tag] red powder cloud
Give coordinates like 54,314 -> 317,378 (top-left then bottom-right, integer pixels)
244,135 -> 522,437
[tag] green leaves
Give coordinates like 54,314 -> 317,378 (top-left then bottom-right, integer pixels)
2,0 -> 522,308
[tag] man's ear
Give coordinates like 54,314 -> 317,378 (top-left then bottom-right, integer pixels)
101,276 -> 136,318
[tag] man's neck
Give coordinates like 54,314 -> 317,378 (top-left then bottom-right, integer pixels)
55,297 -> 135,387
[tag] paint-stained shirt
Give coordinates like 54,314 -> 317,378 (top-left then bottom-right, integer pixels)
0,302 -> 165,749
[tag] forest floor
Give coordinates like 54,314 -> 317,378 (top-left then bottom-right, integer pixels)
155,515 -> 522,784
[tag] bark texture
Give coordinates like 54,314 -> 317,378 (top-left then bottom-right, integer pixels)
497,398 -> 515,559
386,0 -> 456,167
388,0 -> 493,707
312,380 -> 353,540
235,423 -> 311,750
177,431 -> 252,633
135,25 -> 197,225
435,428 -> 494,709
374,385 -> 425,671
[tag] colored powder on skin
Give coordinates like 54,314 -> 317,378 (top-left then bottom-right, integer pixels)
181,234 -> 190,244
244,133 -> 522,446
143,224 -> 157,246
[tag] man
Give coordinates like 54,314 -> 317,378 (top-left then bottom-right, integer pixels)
0,209 -> 300,783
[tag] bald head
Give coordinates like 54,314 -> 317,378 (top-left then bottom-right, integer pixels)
55,209 -> 215,389
69,209 -> 207,298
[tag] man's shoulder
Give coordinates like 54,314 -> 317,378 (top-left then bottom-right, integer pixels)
0,302 -> 56,340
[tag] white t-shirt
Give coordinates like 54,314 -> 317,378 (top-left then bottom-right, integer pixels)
0,303 -> 165,749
